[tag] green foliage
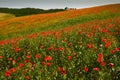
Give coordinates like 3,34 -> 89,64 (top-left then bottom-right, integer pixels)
0,8 -> 65,17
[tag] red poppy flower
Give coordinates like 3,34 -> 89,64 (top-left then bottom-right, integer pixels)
35,54 -> 40,59
105,42 -> 111,48
48,47 -> 53,51
19,63 -> 24,67
102,29 -> 108,33
93,67 -> 100,71
97,58 -> 102,63
73,52 -> 76,56
109,63 -> 114,67
10,68 -> 16,73
68,56 -> 72,60
14,48 -> 21,53
87,33 -> 92,37
110,50 -> 115,55
8,58 -> 13,61
84,67 -> 89,72
58,67 -> 66,74
97,53 -> 103,63
41,32 -> 45,35
5,71 -> 11,77
46,62 -> 51,66
115,47 -> 119,51
25,76 -> 30,80
41,61 -> 45,65
55,48 -> 59,51
25,60 -> 30,63
61,70 -> 66,74
58,67 -> 63,71
44,56 -> 52,61
26,54 -> 31,58
59,47 -> 63,51
102,38 -> 107,43
87,44 -> 92,48
0,56 -> 3,59
101,62 -> 106,66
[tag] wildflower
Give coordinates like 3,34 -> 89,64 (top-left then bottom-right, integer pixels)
12,43 -> 18,47
5,71 -> 11,77
25,60 -> 30,63
110,50 -> 115,55
87,44 -> 92,48
48,47 -> 53,51
87,33 -> 92,37
26,54 -> 31,58
8,57 -> 13,61
115,47 -> 119,51
58,67 -> 63,71
14,48 -> 21,53
102,38 -> 107,43
93,67 -> 100,71
55,47 -> 59,51
68,56 -> 72,60
109,63 -> 114,67
19,63 -> 24,67
44,56 -> 52,61
97,53 -> 103,63
41,32 -> 45,35
105,42 -> 111,48
84,67 -> 89,72
102,29 -> 108,33
35,54 -> 40,59
40,45 -> 44,49
25,76 -> 30,80
9,68 -> 16,73
61,70 -> 66,74
58,67 -> 66,74
46,62 -> 51,66
59,47 -> 63,51
73,52 -> 76,56
41,61 -> 45,65
101,62 -> 106,66
0,56 -> 3,59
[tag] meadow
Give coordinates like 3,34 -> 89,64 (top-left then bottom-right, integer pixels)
0,4 -> 120,80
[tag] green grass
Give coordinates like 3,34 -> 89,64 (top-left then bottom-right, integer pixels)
0,13 -> 15,21
0,17 -> 120,79
0,11 -> 120,40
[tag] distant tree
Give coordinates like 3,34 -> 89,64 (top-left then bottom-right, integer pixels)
0,8 -> 66,17
65,7 -> 68,10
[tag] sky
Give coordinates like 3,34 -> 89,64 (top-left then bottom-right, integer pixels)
0,0 -> 120,9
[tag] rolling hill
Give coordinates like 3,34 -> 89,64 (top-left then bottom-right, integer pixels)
0,4 -> 120,80
0,4 -> 120,40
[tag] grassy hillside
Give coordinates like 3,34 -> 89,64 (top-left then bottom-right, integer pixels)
0,16 -> 120,80
0,4 -> 120,80
0,4 -> 120,40
0,13 -> 15,21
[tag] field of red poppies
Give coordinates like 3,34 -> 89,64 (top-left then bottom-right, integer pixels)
0,3 -> 120,80
0,16 -> 120,80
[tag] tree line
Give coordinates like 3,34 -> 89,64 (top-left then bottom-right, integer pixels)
0,8 -> 66,17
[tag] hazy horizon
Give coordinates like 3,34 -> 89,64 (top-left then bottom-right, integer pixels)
0,0 -> 120,9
